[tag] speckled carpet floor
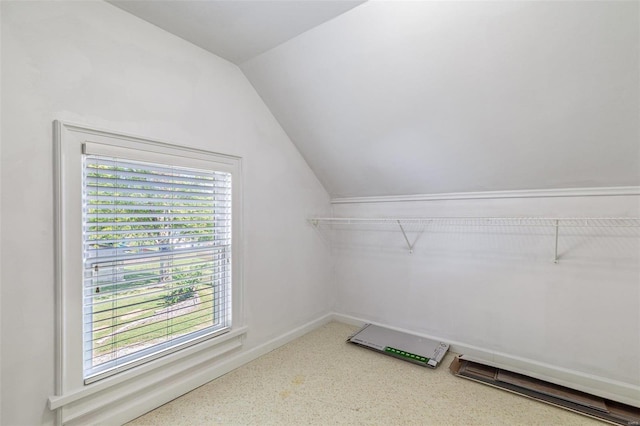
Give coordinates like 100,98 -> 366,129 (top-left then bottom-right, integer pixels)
127,321 -> 602,425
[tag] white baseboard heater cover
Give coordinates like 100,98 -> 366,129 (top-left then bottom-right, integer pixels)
347,324 -> 449,368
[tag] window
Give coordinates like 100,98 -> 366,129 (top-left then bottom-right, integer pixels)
52,121 -> 244,418
82,148 -> 232,383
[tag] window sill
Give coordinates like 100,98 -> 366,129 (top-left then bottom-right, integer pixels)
49,326 -> 247,411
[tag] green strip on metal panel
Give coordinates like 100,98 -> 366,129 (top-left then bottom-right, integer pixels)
385,347 -> 429,363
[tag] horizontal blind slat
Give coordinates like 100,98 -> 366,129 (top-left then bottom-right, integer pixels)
87,195 -> 226,206
86,175 -> 229,192
85,186 -> 228,198
85,221 -> 230,230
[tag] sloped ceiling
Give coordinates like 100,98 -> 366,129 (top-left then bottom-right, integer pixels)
242,1 -> 639,198
111,1 -> 639,198
108,0 -> 365,64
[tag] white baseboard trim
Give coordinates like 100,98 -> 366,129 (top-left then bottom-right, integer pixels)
331,313 -> 640,408
76,312 -> 335,425
331,186 -> 640,204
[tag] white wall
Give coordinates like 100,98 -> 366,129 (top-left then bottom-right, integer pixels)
332,193 -> 640,405
0,1 -> 332,424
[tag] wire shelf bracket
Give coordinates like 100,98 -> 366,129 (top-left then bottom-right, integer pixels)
397,220 -> 421,254
554,220 -> 560,263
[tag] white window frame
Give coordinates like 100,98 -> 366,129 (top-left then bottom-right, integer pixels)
50,121 -> 245,424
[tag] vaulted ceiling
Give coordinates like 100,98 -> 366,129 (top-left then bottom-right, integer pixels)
110,1 -> 639,198
108,1 -> 365,64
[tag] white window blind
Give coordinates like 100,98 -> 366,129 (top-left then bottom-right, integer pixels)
82,153 -> 232,383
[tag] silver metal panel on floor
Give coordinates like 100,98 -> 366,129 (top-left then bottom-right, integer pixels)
348,323 -> 449,368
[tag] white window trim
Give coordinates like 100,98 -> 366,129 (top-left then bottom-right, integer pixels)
50,121 -> 245,424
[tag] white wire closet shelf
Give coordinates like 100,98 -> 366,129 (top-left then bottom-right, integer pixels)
309,217 -> 640,227
308,216 -> 640,261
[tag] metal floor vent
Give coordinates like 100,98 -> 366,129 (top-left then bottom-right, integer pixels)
347,324 -> 449,368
